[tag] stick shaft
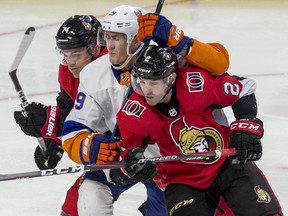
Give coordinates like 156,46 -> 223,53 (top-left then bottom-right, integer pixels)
0,148 -> 236,181
8,27 -> 48,157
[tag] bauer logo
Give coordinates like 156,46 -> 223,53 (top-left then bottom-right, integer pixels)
186,72 -> 204,92
46,106 -> 57,137
122,100 -> 145,117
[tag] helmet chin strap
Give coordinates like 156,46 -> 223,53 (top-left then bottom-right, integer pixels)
159,87 -> 172,104
112,42 -> 144,70
158,76 -> 175,103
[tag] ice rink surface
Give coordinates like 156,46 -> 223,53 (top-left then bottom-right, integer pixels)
0,0 -> 287,215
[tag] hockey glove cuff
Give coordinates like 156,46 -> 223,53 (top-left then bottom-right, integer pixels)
80,133 -> 122,165
41,105 -> 61,141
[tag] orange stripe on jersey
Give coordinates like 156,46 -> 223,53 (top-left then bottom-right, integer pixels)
62,131 -> 91,164
120,71 -> 131,87
185,39 -> 230,75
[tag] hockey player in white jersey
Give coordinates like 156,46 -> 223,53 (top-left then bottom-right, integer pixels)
62,4 -> 231,216
62,6 -> 167,216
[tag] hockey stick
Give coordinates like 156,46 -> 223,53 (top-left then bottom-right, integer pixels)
112,0 -> 165,137
0,148 -> 236,181
8,27 -> 48,160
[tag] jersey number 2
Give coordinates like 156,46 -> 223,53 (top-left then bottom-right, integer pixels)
224,82 -> 240,96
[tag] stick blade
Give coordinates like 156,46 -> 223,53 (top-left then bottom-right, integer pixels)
9,26 -> 36,73
25,27 -> 35,35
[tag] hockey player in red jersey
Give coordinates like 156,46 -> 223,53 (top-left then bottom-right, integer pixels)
13,15 -> 106,216
116,45 -> 283,216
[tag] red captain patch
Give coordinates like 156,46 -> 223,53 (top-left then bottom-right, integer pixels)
122,100 -> 146,117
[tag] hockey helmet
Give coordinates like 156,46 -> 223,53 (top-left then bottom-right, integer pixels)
56,15 -> 102,50
102,5 -> 145,45
132,45 -> 178,96
133,45 -> 178,80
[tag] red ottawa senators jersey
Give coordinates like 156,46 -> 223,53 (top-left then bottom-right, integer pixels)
117,66 -> 244,190
58,64 -> 80,100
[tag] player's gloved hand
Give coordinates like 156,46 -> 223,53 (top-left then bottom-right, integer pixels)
14,102 -> 46,137
230,117 -> 264,164
14,102 -> 60,139
137,13 -> 189,54
34,138 -> 64,170
80,133 -> 122,165
124,147 -> 157,182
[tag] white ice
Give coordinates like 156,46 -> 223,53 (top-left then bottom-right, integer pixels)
0,0 -> 287,215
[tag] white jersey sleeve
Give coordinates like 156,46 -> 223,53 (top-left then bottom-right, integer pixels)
62,54 -> 128,164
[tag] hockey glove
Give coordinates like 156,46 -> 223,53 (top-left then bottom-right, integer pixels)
34,138 -> 64,170
230,117 -> 264,164
137,13 -> 189,54
124,147 -> 157,183
14,102 -> 61,139
80,133 -> 122,165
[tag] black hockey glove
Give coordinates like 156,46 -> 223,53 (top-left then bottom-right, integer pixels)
34,138 -> 64,170
14,102 -> 47,137
14,102 -> 61,139
124,147 -> 157,183
230,117 -> 264,164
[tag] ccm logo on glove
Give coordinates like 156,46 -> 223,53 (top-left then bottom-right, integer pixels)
230,120 -> 263,136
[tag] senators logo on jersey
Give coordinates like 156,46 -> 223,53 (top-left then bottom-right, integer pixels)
186,72 -> 204,92
254,185 -> 271,203
122,100 -> 146,118
170,117 -> 224,161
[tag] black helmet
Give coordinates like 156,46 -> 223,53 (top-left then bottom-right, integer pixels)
132,45 -> 178,97
133,45 -> 178,80
56,15 -> 102,50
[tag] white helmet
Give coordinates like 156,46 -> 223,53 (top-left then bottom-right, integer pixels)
102,5 -> 146,46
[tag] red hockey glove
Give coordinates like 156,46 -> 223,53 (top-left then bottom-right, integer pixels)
124,147 -> 157,183
230,117 -> 264,164
137,13 -> 189,54
14,102 -> 61,141
80,133 -> 122,165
